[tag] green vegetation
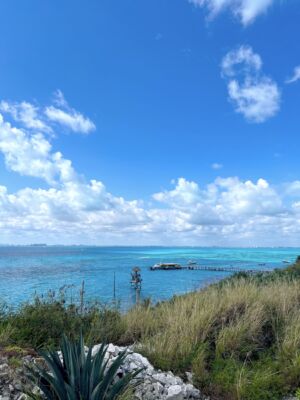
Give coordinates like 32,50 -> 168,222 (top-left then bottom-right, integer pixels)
1,258 -> 300,399
122,258 -> 300,399
26,334 -> 140,400
0,290 -> 124,349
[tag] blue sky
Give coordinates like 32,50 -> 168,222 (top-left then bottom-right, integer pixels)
0,0 -> 300,246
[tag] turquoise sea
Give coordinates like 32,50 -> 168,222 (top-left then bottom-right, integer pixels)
0,246 -> 299,309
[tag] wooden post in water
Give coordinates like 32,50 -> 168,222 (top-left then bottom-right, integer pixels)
130,267 -> 142,305
80,280 -> 85,314
135,287 -> 141,305
113,271 -> 116,306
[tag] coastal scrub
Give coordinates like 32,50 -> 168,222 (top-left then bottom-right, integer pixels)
123,258 -> 300,399
1,259 -> 300,399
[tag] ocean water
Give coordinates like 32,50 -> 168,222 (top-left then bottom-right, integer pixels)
0,246 -> 299,309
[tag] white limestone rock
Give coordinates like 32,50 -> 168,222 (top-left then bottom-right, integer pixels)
84,343 -> 203,399
166,384 -> 185,400
152,381 -> 164,396
152,372 -> 177,386
185,372 -> 193,384
185,384 -> 201,399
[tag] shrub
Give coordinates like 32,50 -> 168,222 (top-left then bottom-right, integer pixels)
87,308 -> 126,345
8,300 -> 88,348
0,323 -> 15,346
3,293 -> 125,349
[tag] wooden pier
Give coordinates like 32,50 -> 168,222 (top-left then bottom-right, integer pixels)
150,265 -> 273,274
184,265 -> 272,274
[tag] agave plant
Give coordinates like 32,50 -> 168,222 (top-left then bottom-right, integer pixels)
26,334 -> 141,400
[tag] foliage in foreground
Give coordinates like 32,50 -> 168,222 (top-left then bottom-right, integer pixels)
2,259 -> 300,399
0,288 -> 125,349
26,334 -> 140,400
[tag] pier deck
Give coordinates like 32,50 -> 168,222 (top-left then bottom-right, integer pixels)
184,265 -> 272,274
151,265 -> 273,274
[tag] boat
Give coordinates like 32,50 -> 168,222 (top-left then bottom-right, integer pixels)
188,260 -> 197,266
282,260 -> 290,264
150,263 -> 182,271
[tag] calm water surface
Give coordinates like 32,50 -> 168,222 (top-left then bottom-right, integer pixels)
0,246 -> 299,309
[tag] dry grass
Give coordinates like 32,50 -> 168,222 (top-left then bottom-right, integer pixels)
122,270 -> 300,399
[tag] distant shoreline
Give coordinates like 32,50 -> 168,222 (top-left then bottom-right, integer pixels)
1,244 -> 300,249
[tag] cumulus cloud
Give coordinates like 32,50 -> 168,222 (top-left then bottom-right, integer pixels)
221,46 -> 280,123
153,177 -> 284,218
0,115 -> 75,185
286,66 -> 300,84
0,95 -> 299,245
151,177 -> 300,245
0,99 -> 148,243
189,0 -> 274,25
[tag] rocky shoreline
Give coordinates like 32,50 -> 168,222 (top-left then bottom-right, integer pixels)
0,343 -> 206,400
0,343 -> 297,400
0,353 -> 33,400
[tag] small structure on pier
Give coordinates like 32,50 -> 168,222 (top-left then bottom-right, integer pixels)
131,267 -> 142,289
150,262 -> 182,271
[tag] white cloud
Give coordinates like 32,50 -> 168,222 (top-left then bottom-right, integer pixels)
150,177 -> 300,245
0,114 -> 75,185
221,45 -> 262,77
284,181 -> 300,196
286,66 -> 300,84
44,91 -> 95,134
153,177 -> 284,218
227,78 -> 280,123
0,91 -> 96,135
211,163 -> 223,170
215,177 -> 284,216
221,46 -> 280,123
153,178 -> 202,209
44,106 -> 95,135
189,0 -> 274,25
0,95 -> 299,246
0,101 -> 50,132
52,89 -> 69,108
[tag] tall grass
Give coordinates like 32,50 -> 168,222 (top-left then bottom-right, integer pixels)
122,262 -> 300,399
